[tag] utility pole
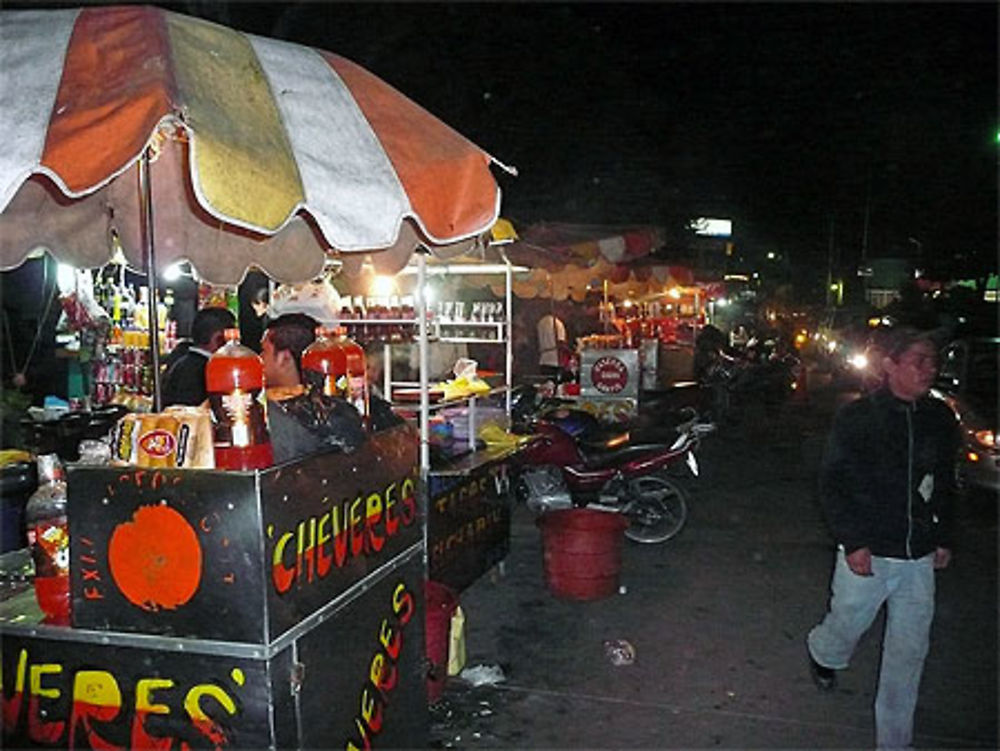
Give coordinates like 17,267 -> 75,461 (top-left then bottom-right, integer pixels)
861,166 -> 871,264
826,216 -> 836,308
859,165 -> 873,305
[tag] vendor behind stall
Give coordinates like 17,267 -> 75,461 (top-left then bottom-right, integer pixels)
162,307 -> 235,406
261,313 -> 391,463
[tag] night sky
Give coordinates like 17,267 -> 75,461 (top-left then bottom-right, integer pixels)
11,1 -> 1000,280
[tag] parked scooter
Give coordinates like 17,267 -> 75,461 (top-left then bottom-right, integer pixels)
509,389 -> 704,544
695,327 -> 801,422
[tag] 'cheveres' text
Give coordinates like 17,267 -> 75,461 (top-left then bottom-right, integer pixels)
2,649 -> 247,750
345,581 -> 414,751
270,476 -> 417,594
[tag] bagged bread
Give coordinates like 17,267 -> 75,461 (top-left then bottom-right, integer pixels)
112,408 -> 214,469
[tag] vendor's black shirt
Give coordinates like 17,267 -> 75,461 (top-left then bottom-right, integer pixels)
162,348 -> 210,407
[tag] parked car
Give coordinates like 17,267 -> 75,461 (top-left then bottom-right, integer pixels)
930,336 -> 999,493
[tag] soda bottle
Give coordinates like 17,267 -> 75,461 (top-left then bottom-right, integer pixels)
333,327 -> 369,419
301,327 -> 348,397
25,454 -> 70,624
205,329 -> 274,470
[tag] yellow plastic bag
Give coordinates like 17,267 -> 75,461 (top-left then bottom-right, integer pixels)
478,423 -> 532,448
447,605 -> 467,676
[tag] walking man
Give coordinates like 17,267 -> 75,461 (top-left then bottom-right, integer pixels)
807,326 -> 959,750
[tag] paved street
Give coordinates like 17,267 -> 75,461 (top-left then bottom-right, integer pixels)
431,374 -> 998,749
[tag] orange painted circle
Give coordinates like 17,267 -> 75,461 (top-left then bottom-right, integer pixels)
108,504 -> 203,611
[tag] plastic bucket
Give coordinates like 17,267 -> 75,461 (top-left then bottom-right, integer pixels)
539,508 -> 628,600
424,580 -> 458,703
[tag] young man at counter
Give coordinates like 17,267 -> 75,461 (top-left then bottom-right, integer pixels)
162,307 -> 235,407
261,313 -> 387,463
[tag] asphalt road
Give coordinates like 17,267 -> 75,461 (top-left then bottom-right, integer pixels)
430,373 -> 998,749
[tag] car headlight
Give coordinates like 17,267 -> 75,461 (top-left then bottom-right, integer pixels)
848,353 -> 868,370
973,429 -> 996,450
826,340 -> 838,353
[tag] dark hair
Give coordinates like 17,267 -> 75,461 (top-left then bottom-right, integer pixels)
191,307 -> 236,346
882,326 -> 936,362
265,313 -> 318,377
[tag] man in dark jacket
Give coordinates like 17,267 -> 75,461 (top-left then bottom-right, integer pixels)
161,307 -> 235,406
807,327 -> 959,750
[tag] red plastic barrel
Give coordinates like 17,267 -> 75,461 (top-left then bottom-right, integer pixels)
539,509 -> 628,600
424,580 -> 458,703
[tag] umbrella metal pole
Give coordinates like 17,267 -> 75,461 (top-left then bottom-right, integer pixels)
139,149 -> 163,412
505,256 -> 513,415
417,251 -> 429,475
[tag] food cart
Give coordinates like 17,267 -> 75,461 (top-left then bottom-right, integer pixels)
0,6 -> 514,747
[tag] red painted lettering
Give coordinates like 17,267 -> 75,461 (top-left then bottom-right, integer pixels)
365,493 -> 384,553
2,648 -> 27,730
316,514 -> 333,577
28,664 -> 65,744
383,484 -> 398,537
271,532 -> 295,594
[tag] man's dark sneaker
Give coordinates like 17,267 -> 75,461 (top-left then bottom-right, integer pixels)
808,652 -> 837,691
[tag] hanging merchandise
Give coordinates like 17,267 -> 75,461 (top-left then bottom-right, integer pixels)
205,329 -> 274,470
25,454 -> 70,624
269,280 -> 343,327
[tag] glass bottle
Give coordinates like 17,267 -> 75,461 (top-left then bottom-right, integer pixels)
205,329 -> 274,470
25,454 -> 70,624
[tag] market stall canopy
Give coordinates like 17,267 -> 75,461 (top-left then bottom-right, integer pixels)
470,221 -> 693,301
504,222 -> 664,270
0,5 -> 512,285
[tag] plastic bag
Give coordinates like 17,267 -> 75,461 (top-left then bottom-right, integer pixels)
269,279 -> 342,325
447,605 -> 467,676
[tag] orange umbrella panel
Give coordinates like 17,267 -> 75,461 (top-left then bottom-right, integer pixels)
0,6 -> 508,284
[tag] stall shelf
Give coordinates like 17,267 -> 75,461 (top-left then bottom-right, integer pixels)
1,425 -> 428,749
370,253 -> 524,594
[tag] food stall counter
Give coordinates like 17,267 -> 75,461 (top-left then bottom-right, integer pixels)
1,423 -> 429,750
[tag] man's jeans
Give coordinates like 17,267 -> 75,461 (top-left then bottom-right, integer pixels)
808,549 -> 936,750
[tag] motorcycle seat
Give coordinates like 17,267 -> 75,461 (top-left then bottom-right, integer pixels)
578,442 -> 675,470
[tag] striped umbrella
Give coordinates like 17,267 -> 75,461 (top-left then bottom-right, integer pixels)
0,5 -> 511,286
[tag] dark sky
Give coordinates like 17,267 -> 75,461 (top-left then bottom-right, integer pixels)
200,1 -> 998,276
14,1 -> 1000,277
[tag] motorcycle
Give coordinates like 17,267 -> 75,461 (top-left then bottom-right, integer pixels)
509,389 -> 706,544
696,333 -> 801,422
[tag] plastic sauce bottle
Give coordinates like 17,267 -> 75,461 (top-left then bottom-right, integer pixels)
334,327 -> 369,419
301,327 -> 348,397
25,454 -> 71,624
205,329 -> 274,470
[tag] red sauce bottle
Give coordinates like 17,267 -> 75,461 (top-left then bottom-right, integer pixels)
25,454 -> 70,624
334,326 -> 369,419
205,329 -> 274,470
302,327 -> 348,397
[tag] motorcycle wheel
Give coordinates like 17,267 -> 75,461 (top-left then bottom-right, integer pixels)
623,474 -> 689,544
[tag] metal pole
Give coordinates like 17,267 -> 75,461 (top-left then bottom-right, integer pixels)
505,255 -> 513,415
138,149 -> 163,412
417,251 -> 429,475
382,342 -> 391,405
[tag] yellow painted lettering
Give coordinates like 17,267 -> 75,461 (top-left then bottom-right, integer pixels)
135,678 -> 174,713
29,663 -> 61,700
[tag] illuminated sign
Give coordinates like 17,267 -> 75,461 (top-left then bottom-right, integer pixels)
591,356 -> 629,394
689,217 -> 732,237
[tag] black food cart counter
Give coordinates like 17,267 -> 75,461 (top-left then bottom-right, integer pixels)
424,442 -> 526,594
1,424 -> 427,750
